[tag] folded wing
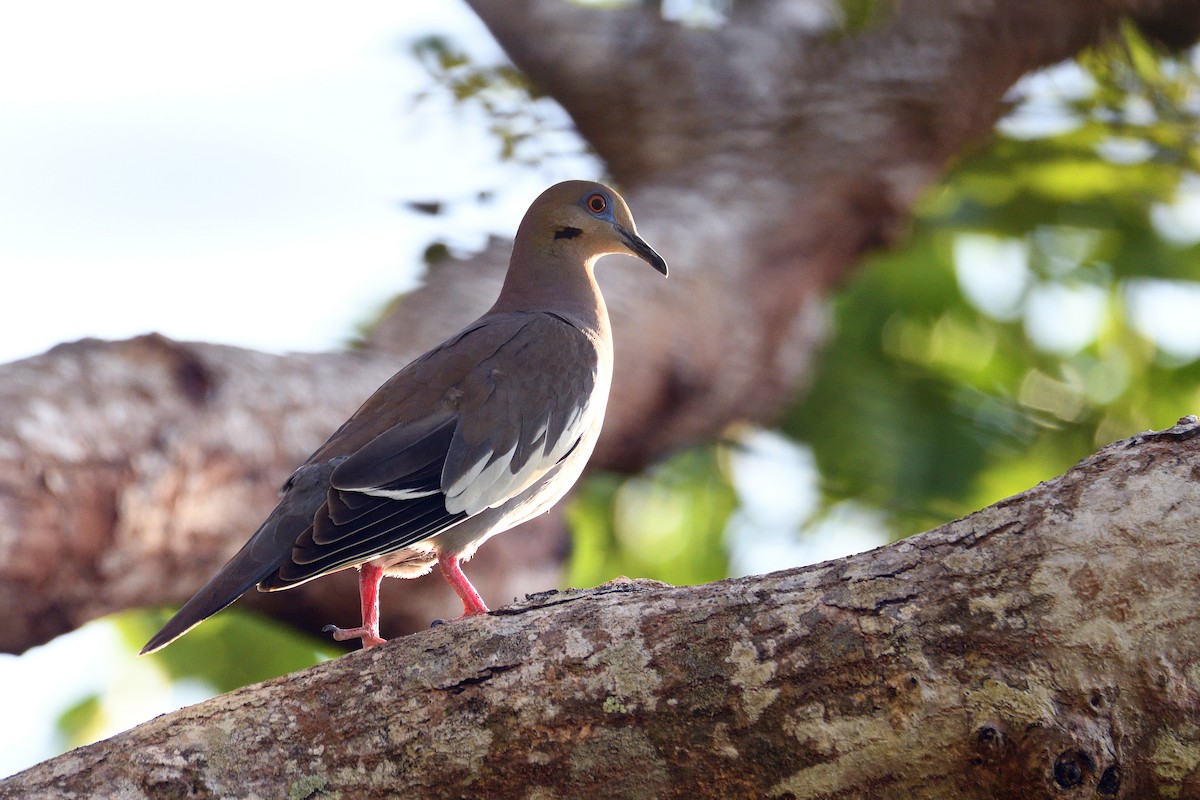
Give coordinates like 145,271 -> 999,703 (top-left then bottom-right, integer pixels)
263,312 -> 605,590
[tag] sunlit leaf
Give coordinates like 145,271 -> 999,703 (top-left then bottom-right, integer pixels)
780,25 -> 1200,540
566,447 -> 735,588
119,608 -> 334,694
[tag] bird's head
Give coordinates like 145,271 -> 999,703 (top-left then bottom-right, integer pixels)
522,180 -> 669,277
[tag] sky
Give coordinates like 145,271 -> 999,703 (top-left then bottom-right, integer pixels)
0,1 -> 587,366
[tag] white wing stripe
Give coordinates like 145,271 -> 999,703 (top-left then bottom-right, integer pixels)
354,487 -> 440,500
445,442 -> 518,515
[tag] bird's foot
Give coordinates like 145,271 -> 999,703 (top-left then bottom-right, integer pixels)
430,604 -> 490,628
322,624 -> 386,649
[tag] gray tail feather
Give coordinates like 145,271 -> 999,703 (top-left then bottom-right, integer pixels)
139,542 -> 280,655
139,462 -> 336,654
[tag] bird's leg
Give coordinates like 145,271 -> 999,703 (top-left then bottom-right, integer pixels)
322,563 -> 387,648
438,554 -> 490,617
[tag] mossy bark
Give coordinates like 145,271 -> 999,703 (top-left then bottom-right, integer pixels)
5,420 -> 1198,798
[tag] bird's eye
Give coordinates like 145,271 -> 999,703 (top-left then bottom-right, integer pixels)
587,194 -> 608,214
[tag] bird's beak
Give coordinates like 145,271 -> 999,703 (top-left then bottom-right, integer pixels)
616,224 -> 669,277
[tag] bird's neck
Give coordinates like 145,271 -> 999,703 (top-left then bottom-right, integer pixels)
489,245 -> 610,338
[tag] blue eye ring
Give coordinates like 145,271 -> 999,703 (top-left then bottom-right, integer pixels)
586,193 -> 608,214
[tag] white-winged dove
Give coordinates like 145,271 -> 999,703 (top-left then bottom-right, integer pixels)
141,180 -> 667,653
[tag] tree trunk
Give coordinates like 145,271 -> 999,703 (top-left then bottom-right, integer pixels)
4,419 -> 1198,799
1,1 -> 1195,653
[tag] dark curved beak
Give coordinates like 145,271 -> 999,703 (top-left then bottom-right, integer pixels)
616,224 -> 668,277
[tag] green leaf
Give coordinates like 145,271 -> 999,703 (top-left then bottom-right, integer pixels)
566,447 -> 735,587
119,608 -> 335,694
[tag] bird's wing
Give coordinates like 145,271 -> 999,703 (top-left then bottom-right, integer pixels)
439,313 -> 605,516
265,312 -> 605,588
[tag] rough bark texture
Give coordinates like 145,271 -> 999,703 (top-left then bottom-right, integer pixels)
1,0 -> 1196,654
5,419 -> 1199,799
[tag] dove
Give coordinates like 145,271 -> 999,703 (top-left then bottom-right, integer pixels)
142,180 -> 667,652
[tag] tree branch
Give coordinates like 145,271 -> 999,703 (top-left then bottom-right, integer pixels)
6,419 -> 1199,798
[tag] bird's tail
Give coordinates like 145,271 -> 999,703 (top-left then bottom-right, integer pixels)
139,533 -> 284,655
140,463 -> 333,654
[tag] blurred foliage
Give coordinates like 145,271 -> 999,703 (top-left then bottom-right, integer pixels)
53,608 -> 334,750
566,446 -> 737,588
784,23 -> 1200,537
122,607 -> 335,693
835,0 -> 894,37
56,694 -> 103,751
410,35 -> 583,166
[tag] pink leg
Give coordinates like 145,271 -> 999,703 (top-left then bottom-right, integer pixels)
438,554 -> 490,617
322,563 -> 387,648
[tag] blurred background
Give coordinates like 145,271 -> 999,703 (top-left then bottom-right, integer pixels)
5,0 -> 1200,778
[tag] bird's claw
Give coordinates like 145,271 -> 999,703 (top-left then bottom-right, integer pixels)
322,623 -> 386,648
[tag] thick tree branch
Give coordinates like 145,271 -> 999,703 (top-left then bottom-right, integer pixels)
2,0 -> 1196,653
5,419 -> 1199,798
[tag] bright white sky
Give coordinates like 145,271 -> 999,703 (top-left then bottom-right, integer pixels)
0,0 -> 591,366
